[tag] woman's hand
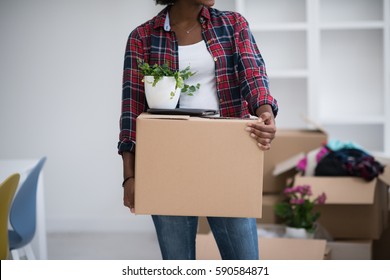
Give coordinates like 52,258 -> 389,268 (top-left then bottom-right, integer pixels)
246,110 -> 276,151
123,177 -> 135,213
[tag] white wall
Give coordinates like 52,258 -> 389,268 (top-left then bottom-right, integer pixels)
0,0 -> 162,232
0,0 -> 246,234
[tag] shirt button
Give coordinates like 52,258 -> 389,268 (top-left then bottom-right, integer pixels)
219,98 -> 223,103
213,57 -> 217,62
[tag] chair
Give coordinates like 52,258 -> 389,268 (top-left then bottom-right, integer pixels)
0,174 -> 20,260
8,157 -> 47,260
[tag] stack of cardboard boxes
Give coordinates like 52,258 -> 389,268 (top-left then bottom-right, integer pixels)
197,127 -> 390,260
254,127 -> 389,260
268,130 -> 390,260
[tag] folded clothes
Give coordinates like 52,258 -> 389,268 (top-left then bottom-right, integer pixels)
296,140 -> 384,181
314,148 -> 384,181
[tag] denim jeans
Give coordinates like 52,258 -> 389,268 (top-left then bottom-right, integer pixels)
152,215 -> 259,260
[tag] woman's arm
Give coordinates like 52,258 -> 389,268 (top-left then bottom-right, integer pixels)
122,151 -> 135,213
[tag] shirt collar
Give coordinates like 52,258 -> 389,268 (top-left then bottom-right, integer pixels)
153,5 -> 211,31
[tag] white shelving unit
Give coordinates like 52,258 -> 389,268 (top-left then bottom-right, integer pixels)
214,0 -> 390,155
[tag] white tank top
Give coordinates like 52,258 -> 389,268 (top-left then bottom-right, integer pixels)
178,40 -> 219,112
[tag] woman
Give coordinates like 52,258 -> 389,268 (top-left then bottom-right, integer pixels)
118,0 -> 278,260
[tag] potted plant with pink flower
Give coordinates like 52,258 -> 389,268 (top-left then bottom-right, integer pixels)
274,185 -> 326,238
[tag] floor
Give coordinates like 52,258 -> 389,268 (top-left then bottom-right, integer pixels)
47,231 -> 162,260
46,225 -> 285,260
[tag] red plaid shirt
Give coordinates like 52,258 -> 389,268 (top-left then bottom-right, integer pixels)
118,6 -> 278,153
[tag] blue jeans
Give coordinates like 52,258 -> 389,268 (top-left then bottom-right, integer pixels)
152,215 -> 259,260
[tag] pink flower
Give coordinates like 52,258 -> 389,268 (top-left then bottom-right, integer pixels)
284,185 -> 312,196
297,185 -> 312,196
290,198 -> 305,205
283,187 -> 295,195
276,184 -> 327,232
296,157 -> 307,172
316,193 -> 327,205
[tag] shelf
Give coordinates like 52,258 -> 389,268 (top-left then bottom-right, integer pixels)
213,0 -> 236,12
319,29 -> 384,118
318,116 -> 386,125
320,0 -> 384,22
253,30 -> 307,72
323,123 -> 384,152
320,21 -> 385,30
244,0 -> 306,24
251,23 -> 307,31
269,78 -> 308,128
236,0 -> 389,155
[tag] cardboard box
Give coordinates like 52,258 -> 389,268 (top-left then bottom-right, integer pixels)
294,175 -> 389,239
198,217 -> 210,234
373,215 -> 390,259
327,240 -> 372,260
257,194 -> 283,224
135,113 -> 264,218
196,233 -> 327,260
259,238 -> 327,260
263,129 -> 327,193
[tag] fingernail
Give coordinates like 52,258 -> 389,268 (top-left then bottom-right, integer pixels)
130,208 -> 135,213
250,133 -> 256,138
245,127 -> 251,131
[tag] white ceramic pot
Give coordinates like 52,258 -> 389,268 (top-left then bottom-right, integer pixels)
285,226 -> 314,239
144,76 -> 181,109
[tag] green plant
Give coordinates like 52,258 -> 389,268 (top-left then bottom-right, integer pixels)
274,185 -> 326,233
138,59 -> 200,98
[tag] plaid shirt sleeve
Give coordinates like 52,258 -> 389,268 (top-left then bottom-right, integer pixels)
235,15 -> 278,117
117,29 -> 147,154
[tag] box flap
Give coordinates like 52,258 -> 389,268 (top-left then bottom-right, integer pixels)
294,175 -> 376,204
273,152 -> 305,176
301,115 -> 328,135
138,113 -> 190,120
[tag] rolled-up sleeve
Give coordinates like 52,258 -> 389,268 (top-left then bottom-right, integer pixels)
235,16 -> 278,117
117,30 -> 146,154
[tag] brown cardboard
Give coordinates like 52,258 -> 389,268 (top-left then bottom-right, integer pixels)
257,194 -> 283,224
198,217 -> 210,234
373,215 -> 390,259
134,113 -> 264,218
380,166 -> 390,190
196,233 -> 327,260
327,240 -> 372,260
259,238 -> 327,260
263,129 -> 327,193
295,175 -> 389,239
376,156 -> 390,188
